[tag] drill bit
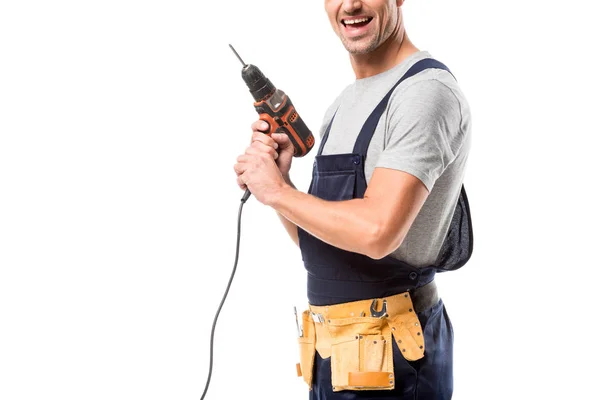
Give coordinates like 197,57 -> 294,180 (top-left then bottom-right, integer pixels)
229,44 -> 246,67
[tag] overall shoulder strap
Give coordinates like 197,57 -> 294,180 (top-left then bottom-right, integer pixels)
316,110 -> 337,156
352,58 -> 454,155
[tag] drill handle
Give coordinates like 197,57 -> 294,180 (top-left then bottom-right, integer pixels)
255,94 -> 314,157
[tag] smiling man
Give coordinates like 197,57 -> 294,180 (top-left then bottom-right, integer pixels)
234,0 -> 473,399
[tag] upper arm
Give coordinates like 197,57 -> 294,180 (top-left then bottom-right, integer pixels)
363,78 -> 465,258
363,167 -> 429,258
377,78 -> 464,191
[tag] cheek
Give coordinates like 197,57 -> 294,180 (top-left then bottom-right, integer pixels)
380,11 -> 391,32
324,1 -> 340,30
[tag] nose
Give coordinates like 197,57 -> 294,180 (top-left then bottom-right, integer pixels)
341,0 -> 362,13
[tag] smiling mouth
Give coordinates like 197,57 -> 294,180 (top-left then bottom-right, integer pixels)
341,17 -> 373,28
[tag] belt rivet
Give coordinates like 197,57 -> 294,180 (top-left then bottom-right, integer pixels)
389,374 -> 393,378
392,327 -> 396,331
355,336 -> 359,339
389,380 -> 393,384
373,341 -> 377,344
409,308 -> 413,312
420,345 -> 423,349
415,323 -> 419,326
398,340 -> 402,343
359,335 -> 363,339
402,348 -> 406,352
417,332 -> 421,336
404,294 -> 408,298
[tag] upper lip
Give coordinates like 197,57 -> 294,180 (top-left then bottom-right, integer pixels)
340,16 -> 373,26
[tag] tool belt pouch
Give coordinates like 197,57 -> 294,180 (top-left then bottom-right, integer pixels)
385,294 -> 427,362
297,310 -> 316,389
327,317 -> 394,392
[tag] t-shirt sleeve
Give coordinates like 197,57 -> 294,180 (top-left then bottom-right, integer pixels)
376,79 -> 465,192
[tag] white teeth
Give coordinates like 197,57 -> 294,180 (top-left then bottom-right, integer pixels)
344,17 -> 370,25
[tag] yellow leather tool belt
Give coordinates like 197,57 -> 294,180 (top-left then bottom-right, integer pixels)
296,280 -> 438,392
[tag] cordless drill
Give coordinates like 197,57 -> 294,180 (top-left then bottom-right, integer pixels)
230,45 -> 315,201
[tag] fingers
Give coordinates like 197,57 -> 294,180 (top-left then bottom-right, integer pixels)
233,160 -> 247,190
236,175 -> 247,191
251,120 -> 270,133
233,151 -> 273,176
233,120 -> 283,192
251,130 -> 279,150
233,161 -> 245,175
270,132 -> 290,144
236,152 -> 273,164
270,133 -> 293,151
250,140 -> 278,160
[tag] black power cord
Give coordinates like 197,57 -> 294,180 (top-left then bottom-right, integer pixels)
200,193 -> 249,400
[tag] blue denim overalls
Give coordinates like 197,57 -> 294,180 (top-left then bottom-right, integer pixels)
297,58 -> 473,400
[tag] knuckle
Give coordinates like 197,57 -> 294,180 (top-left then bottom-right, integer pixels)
259,134 -> 270,145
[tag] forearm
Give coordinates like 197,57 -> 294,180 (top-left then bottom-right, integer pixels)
275,175 -> 299,247
269,185 -> 386,259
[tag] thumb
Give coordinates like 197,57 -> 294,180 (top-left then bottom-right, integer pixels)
272,133 -> 293,150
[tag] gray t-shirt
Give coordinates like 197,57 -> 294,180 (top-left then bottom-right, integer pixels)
319,50 -> 472,267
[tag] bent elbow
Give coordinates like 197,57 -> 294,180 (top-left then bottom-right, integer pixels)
366,248 -> 387,260
364,223 -> 404,260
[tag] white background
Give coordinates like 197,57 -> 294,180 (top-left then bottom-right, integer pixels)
1,1 -> 599,399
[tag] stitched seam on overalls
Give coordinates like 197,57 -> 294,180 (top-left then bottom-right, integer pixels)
314,170 -> 356,175
306,268 -> 417,282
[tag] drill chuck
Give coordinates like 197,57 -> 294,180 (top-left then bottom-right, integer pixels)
242,64 -> 275,102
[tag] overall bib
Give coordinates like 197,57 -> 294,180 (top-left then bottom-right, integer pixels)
297,59 -> 473,400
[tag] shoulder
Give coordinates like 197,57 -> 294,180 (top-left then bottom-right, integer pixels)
383,68 -> 471,158
386,68 -> 470,138
389,69 -> 465,116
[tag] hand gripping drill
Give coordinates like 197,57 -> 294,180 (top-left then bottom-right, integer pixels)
229,45 -> 315,202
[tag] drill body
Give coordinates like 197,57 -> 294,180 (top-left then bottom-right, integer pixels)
241,63 -> 315,157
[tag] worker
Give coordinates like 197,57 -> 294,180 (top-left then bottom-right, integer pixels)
233,0 -> 473,398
